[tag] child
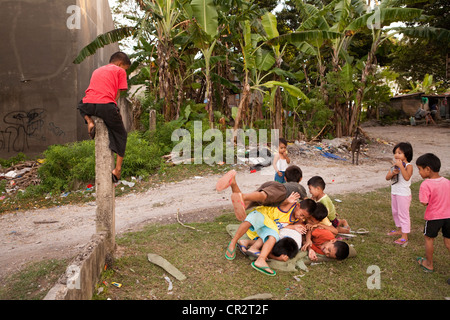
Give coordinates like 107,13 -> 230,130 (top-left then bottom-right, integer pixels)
415,153 -> 450,273
77,52 -> 131,182
240,199 -> 316,257
307,176 -> 350,234
273,138 -> 290,183
301,203 -> 350,261
216,165 -> 307,221
225,209 -> 280,276
385,142 -> 413,246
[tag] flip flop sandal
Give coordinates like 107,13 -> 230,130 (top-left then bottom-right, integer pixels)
237,241 -> 248,256
231,193 -> 246,221
416,257 -> 433,273
216,170 -> 236,191
351,228 -> 369,235
225,242 -> 236,261
394,238 -> 408,247
387,230 -> 400,236
251,262 -> 276,277
246,250 -> 261,259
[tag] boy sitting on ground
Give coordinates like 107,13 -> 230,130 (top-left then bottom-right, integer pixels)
217,165 -> 307,221
302,203 -> 350,261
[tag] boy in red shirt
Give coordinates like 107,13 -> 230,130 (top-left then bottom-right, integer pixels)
77,52 -> 131,182
415,153 -> 450,273
302,203 -> 349,261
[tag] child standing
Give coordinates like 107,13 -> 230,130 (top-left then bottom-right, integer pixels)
273,138 -> 290,183
385,142 -> 413,246
415,153 -> 450,273
77,52 -> 131,182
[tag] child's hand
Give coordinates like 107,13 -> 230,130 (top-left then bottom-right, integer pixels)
279,254 -> 289,262
286,192 -> 300,203
294,224 -> 307,234
301,240 -> 312,251
308,249 -> 317,261
277,171 -> 283,177
306,223 -> 318,231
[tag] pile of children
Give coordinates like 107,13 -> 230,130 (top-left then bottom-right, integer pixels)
217,139 -> 450,277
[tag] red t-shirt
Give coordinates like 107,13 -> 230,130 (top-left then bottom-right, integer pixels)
82,64 -> 128,105
311,228 -> 335,255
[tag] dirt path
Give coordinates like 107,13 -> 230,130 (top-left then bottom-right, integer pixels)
0,124 -> 449,281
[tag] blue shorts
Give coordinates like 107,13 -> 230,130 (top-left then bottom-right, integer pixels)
245,210 -> 279,243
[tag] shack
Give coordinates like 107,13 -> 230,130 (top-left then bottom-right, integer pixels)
390,92 -> 449,120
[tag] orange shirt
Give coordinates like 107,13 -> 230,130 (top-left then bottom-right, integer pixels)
311,228 -> 334,255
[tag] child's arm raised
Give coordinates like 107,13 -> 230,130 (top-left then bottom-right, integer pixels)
395,159 -> 413,181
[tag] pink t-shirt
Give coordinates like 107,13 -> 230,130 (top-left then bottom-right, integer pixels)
82,64 -> 128,105
419,177 -> 450,221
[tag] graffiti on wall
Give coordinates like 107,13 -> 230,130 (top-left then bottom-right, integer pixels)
0,109 -> 66,153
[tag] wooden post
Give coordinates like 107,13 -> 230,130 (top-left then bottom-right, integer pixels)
93,117 -> 116,262
149,109 -> 157,131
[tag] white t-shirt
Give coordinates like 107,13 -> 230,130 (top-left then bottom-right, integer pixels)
276,158 -> 289,172
391,162 -> 412,196
279,228 -> 302,250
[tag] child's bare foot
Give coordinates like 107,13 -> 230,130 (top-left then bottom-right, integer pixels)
216,170 -> 236,191
88,122 -> 95,139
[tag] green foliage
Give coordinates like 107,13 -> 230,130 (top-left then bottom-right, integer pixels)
35,132 -> 165,193
0,153 -> 28,168
122,132 -> 163,178
38,140 -> 96,192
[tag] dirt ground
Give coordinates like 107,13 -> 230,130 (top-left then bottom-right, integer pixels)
0,124 -> 449,282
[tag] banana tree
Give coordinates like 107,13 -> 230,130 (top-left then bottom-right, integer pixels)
345,3 -> 429,133
233,12 -> 310,133
189,0 -> 219,127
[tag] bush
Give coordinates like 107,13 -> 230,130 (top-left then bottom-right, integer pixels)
36,132 -> 164,193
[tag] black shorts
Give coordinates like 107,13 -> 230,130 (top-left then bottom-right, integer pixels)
423,218 -> 450,238
78,101 -> 127,157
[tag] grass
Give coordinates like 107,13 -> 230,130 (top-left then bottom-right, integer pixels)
1,175 -> 449,301
90,181 -> 449,300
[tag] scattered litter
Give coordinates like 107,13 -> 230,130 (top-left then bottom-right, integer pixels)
97,287 -> 104,294
147,253 -> 187,281
60,192 -> 70,197
164,275 -> 173,293
242,293 -> 273,300
111,282 -> 122,288
334,199 -> 342,203
293,274 -> 305,282
119,180 -> 135,188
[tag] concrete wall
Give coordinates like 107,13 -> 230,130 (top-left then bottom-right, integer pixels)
0,0 -> 119,158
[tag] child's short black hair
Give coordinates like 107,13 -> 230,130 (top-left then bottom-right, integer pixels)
279,137 -> 288,146
299,198 -> 317,214
334,241 -> 350,260
271,237 -> 298,259
416,153 -> 441,172
311,202 -> 328,221
285,165 -> 303,183
393,142 -> 413,162
110,52 -> 131,66
307,175 -> 325,190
